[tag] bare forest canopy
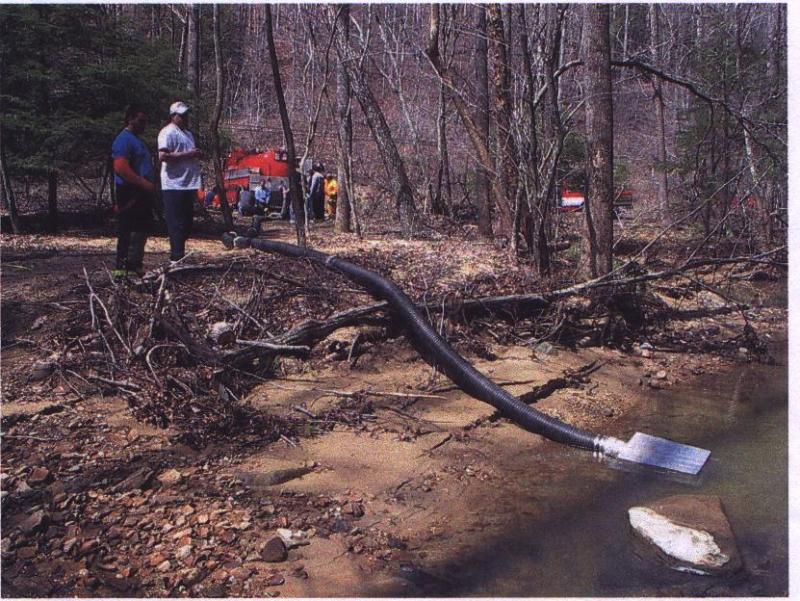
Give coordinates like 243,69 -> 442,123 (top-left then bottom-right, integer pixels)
0,4 -> 787,272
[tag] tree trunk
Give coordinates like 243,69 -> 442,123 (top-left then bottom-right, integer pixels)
474,5 -> 492,238
330,5 -> 416,235
210,4 -> 234,231
333,4 -> 353,234
622,4 -> 630,56
0,76 -> 21,233
581,4 -> 614,276
487,4 -> 516,239
425,5 -> 512,240
650,4 -> 669,224
186,5 -> 200,100
265,4 -> 305,247
431,83 -> 451,216
47,170 -> 58,233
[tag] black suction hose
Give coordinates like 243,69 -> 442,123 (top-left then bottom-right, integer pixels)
233,236 -> 600,451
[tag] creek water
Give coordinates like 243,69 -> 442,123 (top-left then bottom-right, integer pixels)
403,343 -> 788,597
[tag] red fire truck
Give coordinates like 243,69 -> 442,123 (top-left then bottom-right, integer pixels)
220,148 -> 293,210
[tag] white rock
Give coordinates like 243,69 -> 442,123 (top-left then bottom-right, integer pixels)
628,507 -> 729,570
209,322 -> 235,346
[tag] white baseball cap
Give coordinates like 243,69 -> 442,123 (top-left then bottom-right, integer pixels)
169,101 -> 190,116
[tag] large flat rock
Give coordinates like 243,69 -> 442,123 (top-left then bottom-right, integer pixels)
628,495 -> 742,575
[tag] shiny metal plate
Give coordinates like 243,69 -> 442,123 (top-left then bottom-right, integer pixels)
617,432 -> 711,475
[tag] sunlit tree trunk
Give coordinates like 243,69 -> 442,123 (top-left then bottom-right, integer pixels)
581,4 -> 614,276
210,4 -> 234,230
474,5 -> 492,238
333,4 -> 353,234
487,4 -> 516,240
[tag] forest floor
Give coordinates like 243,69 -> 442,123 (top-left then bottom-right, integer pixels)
0,215 -> 787,597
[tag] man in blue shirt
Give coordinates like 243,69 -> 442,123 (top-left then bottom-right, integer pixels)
111,105 -> 155,277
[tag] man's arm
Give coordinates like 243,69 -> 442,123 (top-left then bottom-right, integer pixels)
113,157 -> 155,193
158,148 -> 202,162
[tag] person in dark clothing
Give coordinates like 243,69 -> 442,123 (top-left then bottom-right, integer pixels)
238,186 -> 256,216
111,105 -> 155,277
308,164 -> 325,221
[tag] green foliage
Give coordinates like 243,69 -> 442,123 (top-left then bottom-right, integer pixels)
0,5 -> 184,176
558,132 -> 586,188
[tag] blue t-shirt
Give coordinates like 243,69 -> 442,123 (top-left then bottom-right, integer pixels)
111,129 -> 154,186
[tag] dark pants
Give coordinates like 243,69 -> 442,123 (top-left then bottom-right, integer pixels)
312,192 -> 325,221
162,189 -> 195,261
115,185 -> 153,272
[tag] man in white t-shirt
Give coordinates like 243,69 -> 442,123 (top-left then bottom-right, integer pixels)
157,101 -> 201,262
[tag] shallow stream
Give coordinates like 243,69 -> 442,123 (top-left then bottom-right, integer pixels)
402,344 -> 788,597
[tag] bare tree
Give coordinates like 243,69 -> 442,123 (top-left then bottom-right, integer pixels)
0,50 -> 21,234
210,4 -> 234,230
186,4 -> 200,100
581,4 -> 614,276
0,121 -> 21,234
474,5 -> 492,237
487,4 -> 516,238
333,4 -> 354,235
650,4 -> 669,224
425,5 -> 513,240
265,4 -> 305,246
329,5 -> 416,235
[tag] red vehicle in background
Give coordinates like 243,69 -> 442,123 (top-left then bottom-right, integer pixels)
556,184 -> 636,216
221,148 -> 291,210
558,185 -> 585,212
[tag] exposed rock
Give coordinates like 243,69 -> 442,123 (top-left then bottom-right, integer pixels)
277,528 -> 310,549
29,361 -> 54,382
27,467 -> 51,486
175,544 -> 193,561
345,502 -> 365,518
209,322 -> 235,346
236,465 -> 315,488
19,510 -> 48,535
157,469 -> 183,486
113,468 -> 154,493
157,559 -> 172,573
628,495 -> 742,575
654,370 -> 668,380
260,537 -> 288,562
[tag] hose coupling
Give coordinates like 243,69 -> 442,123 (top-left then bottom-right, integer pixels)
594,435 -> 626,458
233,236 -> 252,249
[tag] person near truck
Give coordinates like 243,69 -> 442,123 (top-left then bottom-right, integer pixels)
307,164 -> 325,222
254,181 -> 269,211
324,175 -> 338,221
111,104 -> 155,278
157,101 -> 201,263
238,185 -> 255,216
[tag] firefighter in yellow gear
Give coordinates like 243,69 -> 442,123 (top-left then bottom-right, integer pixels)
324,176 -> 339,220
